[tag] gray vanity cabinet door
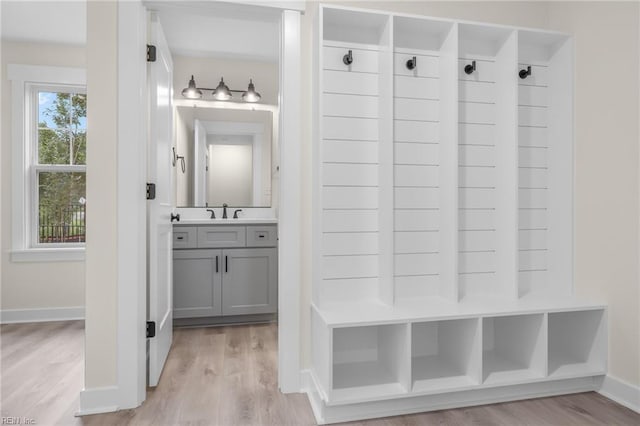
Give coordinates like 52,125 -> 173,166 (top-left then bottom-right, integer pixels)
173,249 -> 222,318
222,248 -> 277,315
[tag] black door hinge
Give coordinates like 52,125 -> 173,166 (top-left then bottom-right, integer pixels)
146,321 -> 156,338
146,183 -> 156,200
147,44 -> 156,62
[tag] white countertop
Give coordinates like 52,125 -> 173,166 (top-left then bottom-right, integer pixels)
174,218 -> 278,225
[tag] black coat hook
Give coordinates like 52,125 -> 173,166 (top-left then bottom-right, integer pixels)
464,60 -> 476,75
172,147 -> 177,167
406,56 -> 417,70
519,65 -> 532,79
343,50 -> 353,66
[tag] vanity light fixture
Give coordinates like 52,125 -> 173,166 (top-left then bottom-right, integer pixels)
181,75 -> 262,103
181,75 -> 203,99
212,77 -> 232,101
242,79 -> 261,103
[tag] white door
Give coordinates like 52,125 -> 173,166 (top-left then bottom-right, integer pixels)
148,14 -> 174,387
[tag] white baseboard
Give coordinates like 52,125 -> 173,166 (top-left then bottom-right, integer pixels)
598,374 -> 640,413
77,386 -> 119,416
0,306 -> 85,324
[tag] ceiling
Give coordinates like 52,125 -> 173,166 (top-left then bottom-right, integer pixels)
150,2 -> 280,62
1,1 -> 280,62
1,1 -> 87,45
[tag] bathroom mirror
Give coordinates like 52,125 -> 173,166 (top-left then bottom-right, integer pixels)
174,105 -> 275,207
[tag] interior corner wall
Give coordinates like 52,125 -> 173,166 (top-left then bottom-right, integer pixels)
0,41 -> 86,313
547,1 -> 640,388
298,0 -> 553,371
85,0 -> 118,388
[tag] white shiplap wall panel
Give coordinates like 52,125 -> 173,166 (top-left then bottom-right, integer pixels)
395,187 -> 439,208
459,209 -> 494,230
519,188 -> 547,209
519,84 -> 548,107
394,210 -> 439,232
323,163 -> 378,187
321,42 -> 382,303
518,166 -> 547,188
394,165 -> 439,187
323,210 -> 379,233
323,255 -> 379,279
519,249 -> 547,271
394,231 -> 439,254
518,105 -> 547,128
518,126 -> 547,147
519,229 -> 547,250
459,145 -> 496,167
323,186 -> 379,209
323,140 -> 379,164
395,120 -> 439,143
519,147 -> 548,168
323,232 -> 379,256
458,166 -> 494,188
322,117 -> 378,141
459,101 -> 496,124
459,123 -> 495,145
459,80 -> 495,103
394,143 -> 439,165
323,70 -> 379,96
518,209 -> 547,229
395,253 -> 439,276
323,93 -> 379,119
459,251 -> 496,274
458,188 -> 495,208
394,98 -> 439,121
459,230 -> 496,252
395,75 -> 439,99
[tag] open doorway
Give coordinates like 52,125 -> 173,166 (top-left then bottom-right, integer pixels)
145,1 -> 285,400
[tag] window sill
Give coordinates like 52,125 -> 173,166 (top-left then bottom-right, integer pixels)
10,248 -> 85,263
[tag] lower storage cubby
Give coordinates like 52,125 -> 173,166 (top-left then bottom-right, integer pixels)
332,324 -> 409,401
412,319 -> 481,392
548,309 -> 606,378
482,314 -> 546,384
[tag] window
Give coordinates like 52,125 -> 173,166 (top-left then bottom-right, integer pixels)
9,65 -> 87,261
35,88 -> 87,245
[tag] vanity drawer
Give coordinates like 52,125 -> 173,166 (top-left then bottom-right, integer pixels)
173,227 -> 197,249
197,226 -> 246,248
246,226 -> 278,247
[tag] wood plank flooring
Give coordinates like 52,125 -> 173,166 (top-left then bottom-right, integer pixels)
2,321 -> 639,425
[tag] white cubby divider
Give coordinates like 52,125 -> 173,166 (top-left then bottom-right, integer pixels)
310,5 -> 605,423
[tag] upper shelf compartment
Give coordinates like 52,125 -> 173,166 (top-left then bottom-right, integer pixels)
459,23 -> 514,59
322,6 -> 390,48
393,15 -> 454,54
518,30 -> 570,65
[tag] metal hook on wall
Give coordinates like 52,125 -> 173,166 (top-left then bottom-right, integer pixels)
519,65 -> 532,79
172,147 -> 177,167
464,60 -> 476,75
406,56 -> 417,70
343,50 -> 353,66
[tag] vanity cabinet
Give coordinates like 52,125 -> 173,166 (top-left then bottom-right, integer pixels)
173,224 -> 277,320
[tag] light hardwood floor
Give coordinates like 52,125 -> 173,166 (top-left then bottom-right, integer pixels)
2,321 -> 638,425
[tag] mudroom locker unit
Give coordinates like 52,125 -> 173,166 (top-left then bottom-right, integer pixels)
308,4 -> 607,424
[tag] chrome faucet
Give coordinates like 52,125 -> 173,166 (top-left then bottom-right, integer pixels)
206,209 -> 215,219
222,203 -> 228,219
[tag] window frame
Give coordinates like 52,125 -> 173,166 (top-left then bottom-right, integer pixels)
9,64 -> 87,262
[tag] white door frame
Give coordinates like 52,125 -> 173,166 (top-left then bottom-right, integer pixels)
113,1 -> 302,409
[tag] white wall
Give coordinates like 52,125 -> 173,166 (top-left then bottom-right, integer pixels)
0,41 -> 85,315
299,0 -> 640,391
85,0 -> 118,388
172,55 -> 278,105
547,0 -> 640,389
